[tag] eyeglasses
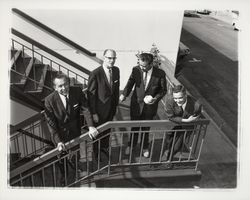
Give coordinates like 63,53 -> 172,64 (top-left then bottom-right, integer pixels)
105,56 -> 117,60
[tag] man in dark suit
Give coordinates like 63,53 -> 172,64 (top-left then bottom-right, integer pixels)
87,49 -> 120,159
120,52 -> 167,158
44,74 -> 98,151
44,74 -> 98,185
165,84 -> 202,161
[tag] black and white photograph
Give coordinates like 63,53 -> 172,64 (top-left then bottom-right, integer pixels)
1,0 -> 250,199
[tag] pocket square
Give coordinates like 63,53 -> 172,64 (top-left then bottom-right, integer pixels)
73,104 -> 79,108
114,80 -> 118,83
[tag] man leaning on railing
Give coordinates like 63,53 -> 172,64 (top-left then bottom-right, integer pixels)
164,84 -> 202,161
44,73 -> 98,185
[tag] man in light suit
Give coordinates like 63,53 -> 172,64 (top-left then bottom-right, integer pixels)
120,53 -> 167,158
165,84 -> 202,161
87,49 -> 120,159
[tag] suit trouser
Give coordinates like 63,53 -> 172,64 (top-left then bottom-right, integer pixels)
93,113 -> 114,159
129,109 -> 154,150
166,125 -> 194,161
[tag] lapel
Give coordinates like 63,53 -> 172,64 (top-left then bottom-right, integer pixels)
145,67 -> 154,92
101,66 -> 112,92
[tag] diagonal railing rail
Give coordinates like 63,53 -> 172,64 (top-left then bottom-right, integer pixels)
10,119 -> 210,187
12,8 -> 97,57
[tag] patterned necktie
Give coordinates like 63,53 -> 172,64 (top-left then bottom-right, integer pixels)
144,71 -> 148,89
109,68 -> 113,89
65,96 -> 70,114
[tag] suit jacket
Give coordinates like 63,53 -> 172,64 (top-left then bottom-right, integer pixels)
165,95 -> 202,123
87,66 -> 120,124
122,66 -> 167,119
44,86 -> 94,145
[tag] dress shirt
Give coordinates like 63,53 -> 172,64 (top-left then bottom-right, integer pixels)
103,66 -> 112,85
141,66 -> 153,89
58,93 -> 69,109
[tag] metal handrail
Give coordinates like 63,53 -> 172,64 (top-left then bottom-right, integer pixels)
11,29 -> 90,76
12,8 -> 96,57
10,119 -> 210,180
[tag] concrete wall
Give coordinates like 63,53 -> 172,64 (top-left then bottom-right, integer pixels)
12,9 -> 183,88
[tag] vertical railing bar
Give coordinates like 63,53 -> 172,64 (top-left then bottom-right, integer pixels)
195,137 -> 205,171
118,132 -> 123,164
85,140 -> 89,176
149,132 -> 155,163
139,129 -> 144,164
20,175 -> 23,187
108,131 -> 112,175
12,39 -> 15,50
22,45 -> 25,61
168,130 -> 177,162
193,124 -> 202,154
129,131 -> 135,164
188,129 -> 196,160
159,131 -> 166,162
97,139 -> 100,171
31,174 -> 34,187
52,163 -> 56,187
16,136 -> 20,155
14,136 -> 17,154
31,126 -> 35,155
42,168 -> 45,187
24,133 -> 28,157
75,150 -> 79,181
178,130 -> 187,162
64,157 -> 67,186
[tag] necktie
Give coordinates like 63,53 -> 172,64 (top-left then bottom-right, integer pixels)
144,71 -> 148,89
65,96 -> 70,114
109,68 -> 113,89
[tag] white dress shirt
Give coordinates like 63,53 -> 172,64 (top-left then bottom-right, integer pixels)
141,66 -> 153,89
58,93 -> 68,109
103,66 -> 112,85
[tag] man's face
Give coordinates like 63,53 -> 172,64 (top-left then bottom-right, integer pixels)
54,77 -> 69,96
103,50 -> 116,68
173,91 -> 187,106
139,58 -> 152,72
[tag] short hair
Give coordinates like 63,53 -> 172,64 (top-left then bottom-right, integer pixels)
138,53 -> 154,64
103,49 -> 116,56
172,84 -> 186,95
53,73 -> 70,85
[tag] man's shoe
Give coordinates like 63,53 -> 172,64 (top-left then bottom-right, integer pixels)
143,149 -> 149,158
125,146 -> 130,156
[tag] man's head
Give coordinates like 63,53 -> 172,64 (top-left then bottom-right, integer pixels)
172,85 -> 187,106
103,49 -> 117,68
138,53 -> 153,72
53,74 -> 70,96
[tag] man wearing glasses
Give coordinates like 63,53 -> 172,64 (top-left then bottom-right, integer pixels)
87,49 -> 120,161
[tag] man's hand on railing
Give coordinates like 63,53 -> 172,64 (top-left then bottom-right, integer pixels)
92,114 -> 99,123
57,142 -> 66,152
88,126 -> 99,140
119,94 -> 126,102
182,115 -> 200,123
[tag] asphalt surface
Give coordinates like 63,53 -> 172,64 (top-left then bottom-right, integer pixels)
176,14 -> 238,146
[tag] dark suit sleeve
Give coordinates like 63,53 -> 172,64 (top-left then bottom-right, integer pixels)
80,88 -> 94,127
165,101 -> 182,123
194,100 -> 202,117
114,67 -> 120,108
87,72 -> 97,114
154,70 -> 167,102
44,98 -> 61,145
122,67 -> 136,97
